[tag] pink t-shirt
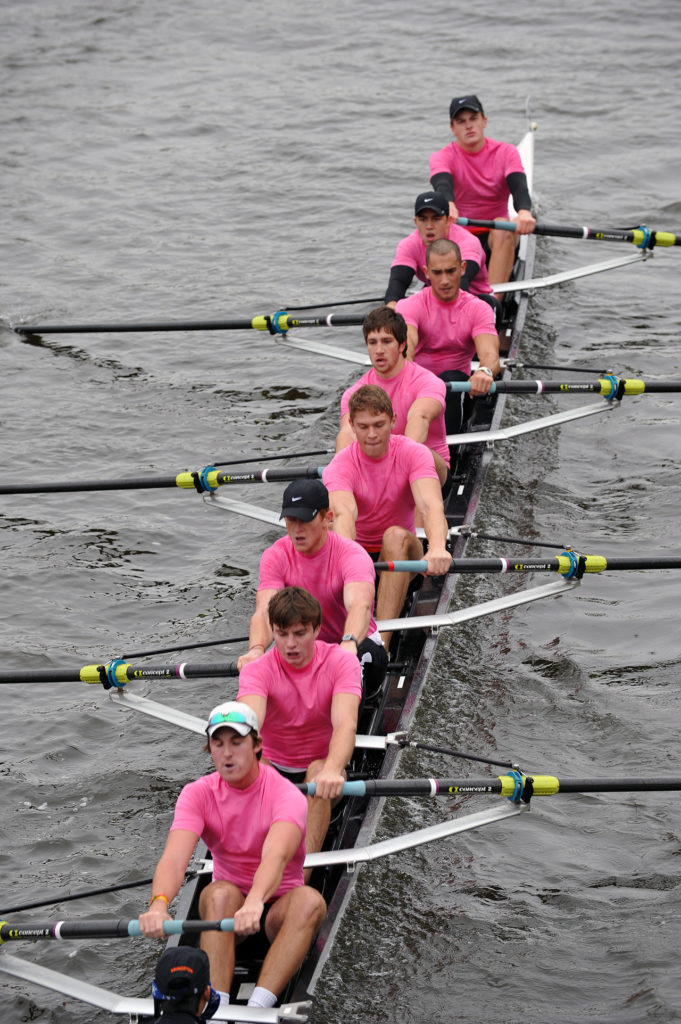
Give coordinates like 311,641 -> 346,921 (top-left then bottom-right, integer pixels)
258,532 -> 377,643
391,223 -> 492,296
322,433 -> 438,550
171,763 -> 307,897
340,361 -> 450,467
428,137 -> 526,220
396,288 -> 496,377
238,642 -> 362,769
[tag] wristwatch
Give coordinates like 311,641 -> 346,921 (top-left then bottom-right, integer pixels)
341,634 -> 359,648
477,365 -> 494,379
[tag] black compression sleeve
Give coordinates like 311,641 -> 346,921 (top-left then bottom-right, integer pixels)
507,172 -> 532,213
384,265 -> 415,304
460,259 -> 479,291
429,172 -> 455,205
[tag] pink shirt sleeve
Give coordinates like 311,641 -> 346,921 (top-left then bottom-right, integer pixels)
171,779 -> 207,835
257,543 -> 286,592
322,448 -> 356,494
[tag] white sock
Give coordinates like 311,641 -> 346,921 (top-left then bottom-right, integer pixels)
248,985 -> 277,1008
216,989 -> 230,1004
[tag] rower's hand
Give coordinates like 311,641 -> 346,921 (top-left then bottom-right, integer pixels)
234,895 -> 264,935
138,906 -> 171,939
237,647 -> 264,671
425,547 -> 452,576
514,210 -> 536,234
309,763 -> 345,800
469,369 -> 494,396
448,200 -> 459,221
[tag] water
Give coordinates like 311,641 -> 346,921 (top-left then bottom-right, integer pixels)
1,1 -> 680,1021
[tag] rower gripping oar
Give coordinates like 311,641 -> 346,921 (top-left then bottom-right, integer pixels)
374,554 -> 681,577
456,217 -> 681,248
301,774 -> 681,800
446,377 -> 681,398
0,660 -> 238,688
0,917 -> 235,942
14,311 -> 366,337
0,464 -> 324,497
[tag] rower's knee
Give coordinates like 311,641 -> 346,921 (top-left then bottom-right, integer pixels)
199,879 -> 243,918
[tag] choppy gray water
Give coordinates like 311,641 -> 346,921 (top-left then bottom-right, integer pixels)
1,2 -> 680,1021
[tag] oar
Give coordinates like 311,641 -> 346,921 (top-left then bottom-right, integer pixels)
456,217 -> 681,248
301,774 -> 681,799
122,635 -> 249,659
0,869 -> 203,916
14,311 -> 366,337
0,464 -> 323,497
0,917 -> 235,941
0,659 -> 239,687
374,554 -> 681,577
446,377 -> 681,397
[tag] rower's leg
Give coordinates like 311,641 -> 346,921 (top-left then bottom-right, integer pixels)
487,227 -> 517,296
257,886 -> 327,996
376,527 -> 424,649
301,758 -> 332,879
198,879 -> 244,993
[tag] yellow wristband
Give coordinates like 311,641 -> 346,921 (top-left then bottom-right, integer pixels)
149,894 -> 169,908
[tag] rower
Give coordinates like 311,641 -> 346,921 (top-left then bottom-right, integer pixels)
336,305 -> 451,495
429,94 -> 535,293
323,384 -> 451,650
151,947 -> 217,1022
237,478 -> 387,694
395,238 -> 499,436
385,190 -> 499,320
238,586 -> 362,870
138,701 -> 326,1010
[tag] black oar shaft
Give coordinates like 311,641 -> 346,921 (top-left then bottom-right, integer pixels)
0,660 -> 238,685
373,556 -> 681,575
457,218 -> 680,247
0,464 -> 323,497
14,311 -> 365,336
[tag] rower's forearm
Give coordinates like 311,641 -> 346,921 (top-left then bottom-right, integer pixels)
343,603 -> 372,644
423,508 -> 449,551
248,853 -> 288,905
149,859 -> 187,906
404,413 -> 431,446
248,612 -> 273,652
332,510 -> 356,540
325,722 -> 357,775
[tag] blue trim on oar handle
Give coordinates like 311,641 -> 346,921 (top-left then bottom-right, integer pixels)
302,781 -> 368,797
126,918 -> 235,936
446,381 -> 497,394
457,217 -> 516,232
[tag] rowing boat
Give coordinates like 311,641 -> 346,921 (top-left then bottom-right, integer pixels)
147,122 -> 543,1017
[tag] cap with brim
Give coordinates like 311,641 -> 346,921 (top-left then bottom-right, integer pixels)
449,94 -> 484,119
153,947 -> 210,999
206,701 -> 259,738
414,191 -> 449,217
280,479 -> 329,523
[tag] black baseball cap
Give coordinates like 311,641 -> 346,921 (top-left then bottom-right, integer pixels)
280,479 -> 329,522
449,94 -> 484,119
414,191 -> 449,217
153,947 -> 210,1000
